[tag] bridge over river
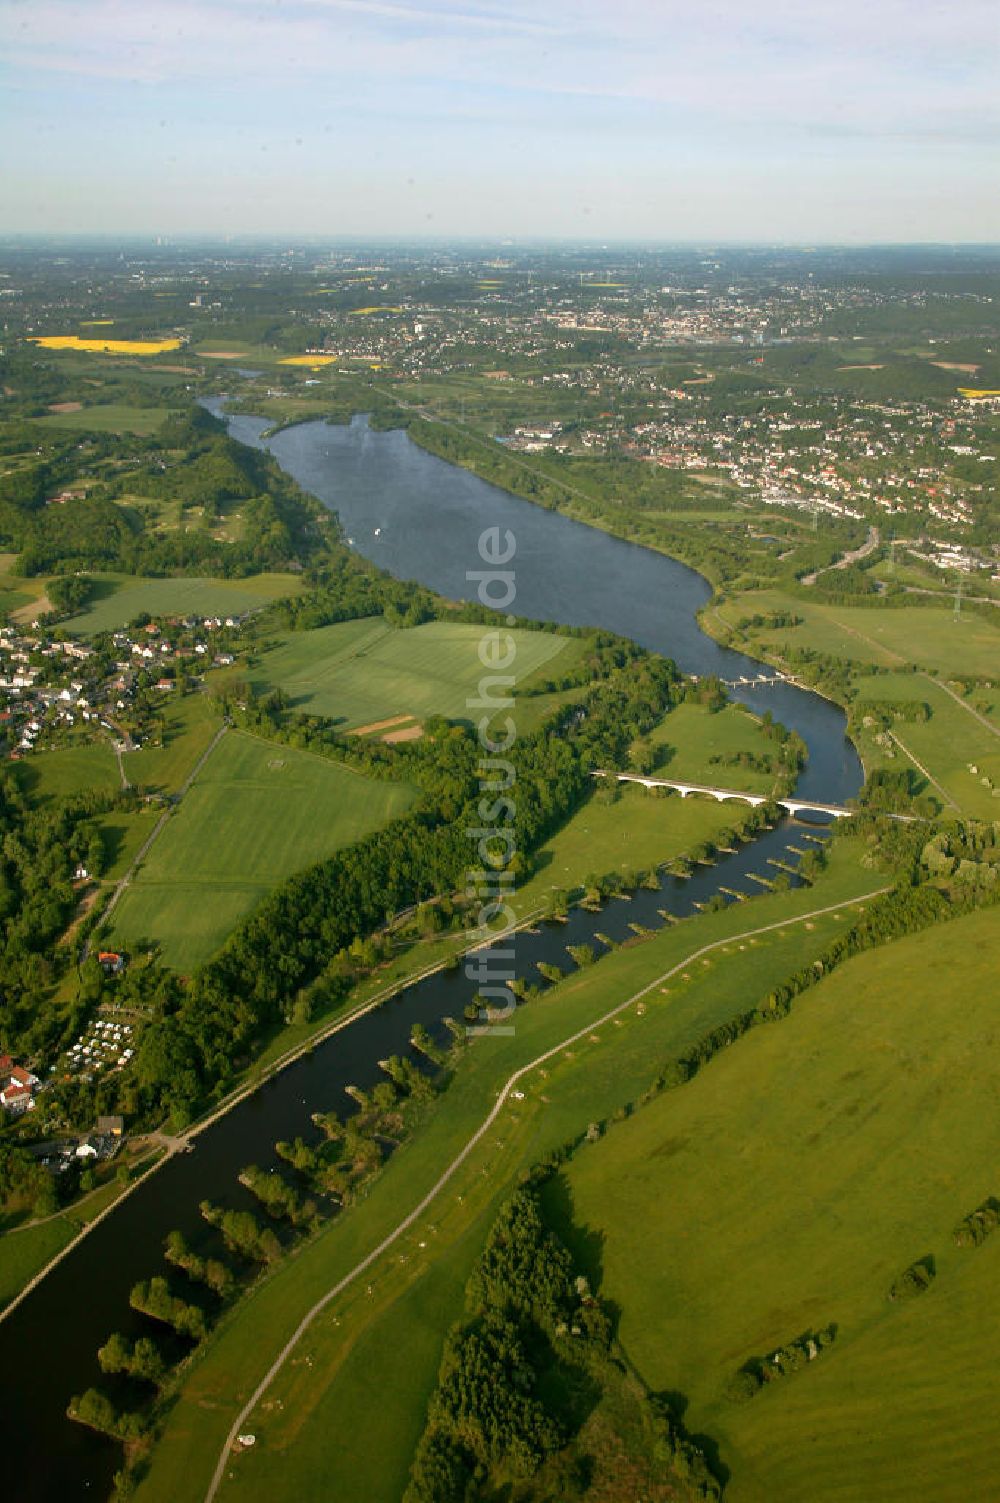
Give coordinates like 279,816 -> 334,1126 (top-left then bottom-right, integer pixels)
599,771 -> 854,820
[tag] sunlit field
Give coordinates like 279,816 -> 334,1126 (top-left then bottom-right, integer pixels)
29,336 -> 182,355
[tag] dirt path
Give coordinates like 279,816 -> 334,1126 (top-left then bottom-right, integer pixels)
827,611 -> 907,668
888,730 -> 959,810
924,673 -> 1000,741
203,888 -> 889,1503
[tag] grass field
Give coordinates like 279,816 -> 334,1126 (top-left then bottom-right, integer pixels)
30,405 -> 174,436
0,554 -> 50,617
13,739 -> 121,803
213,780 -> 781,1093
709,592 -> 1000,814
516,782 -> 752,910
560,905 -> 1000,1502
126,694 -> 224,796
853,672 -> 1000,816
650,702 -> 783,793
243,617 -> 574,729
93,807 -> 162,880
715,590 -> 1000,679
0,1220 -> 77,1313
110,730 -> 416,970
191,343 -> 330,368
132,844 -> 882,1503
62,572 -> 304,636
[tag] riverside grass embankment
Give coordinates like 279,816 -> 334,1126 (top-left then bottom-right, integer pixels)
133,850 -> 885,1503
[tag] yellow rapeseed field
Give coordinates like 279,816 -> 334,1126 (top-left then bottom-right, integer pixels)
30,335 -> 181,355
278,354 -> 338,367
958,387 -> 1000,399
348,305 -> 403,316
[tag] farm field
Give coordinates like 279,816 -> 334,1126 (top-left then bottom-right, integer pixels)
132,843 -> 880,1503
649,701 -> 783,793
92,807 -> 162,881
560,905 -> 1000,1503
62,572 -> 304,636
109,730 -> 416,970
190,343 -> 328,367
232,781 -> 787,1088
30,404 -> 174,436
244,617 -> 574,730
714,590 -> 1000,679
28,336 -> 181,356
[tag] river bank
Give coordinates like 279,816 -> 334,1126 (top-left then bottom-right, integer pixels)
135,851 -> 885,1503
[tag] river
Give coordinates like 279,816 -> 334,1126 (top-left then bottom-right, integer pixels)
220,408 -> 860,805
0,409 -> 862,1499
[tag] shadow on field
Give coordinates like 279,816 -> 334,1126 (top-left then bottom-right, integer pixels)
539,1171 -> 607,1299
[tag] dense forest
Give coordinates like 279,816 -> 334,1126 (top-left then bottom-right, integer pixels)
0,405 -> 328,578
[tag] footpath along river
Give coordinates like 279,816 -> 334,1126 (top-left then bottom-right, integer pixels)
0,409 -> 862,1499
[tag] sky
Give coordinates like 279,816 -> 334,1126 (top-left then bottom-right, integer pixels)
2,0 -> 999,241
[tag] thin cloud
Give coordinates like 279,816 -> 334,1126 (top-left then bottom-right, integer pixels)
290,0 -> 561,36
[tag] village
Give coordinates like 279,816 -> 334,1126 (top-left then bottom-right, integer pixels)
0,605 -> 248,1166
0,614 -> 239,761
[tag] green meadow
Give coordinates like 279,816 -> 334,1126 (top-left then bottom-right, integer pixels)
561,905 -> 1000,1502
650,701 -> 783,793
515,781 -> 756,910
716,590 -> 1000,679
61,572 -> 303,636
31,404 -> 175,437
853,672 -> 1000,816
133,844 -> 881,1503
710,594 -> 1000,814
0,553 -> 51,618
110,730 -> 416,970
124,694 -> 223,797
243,617 -> 574,729
14,739 -> 122,803
0,1220 -> 77,1313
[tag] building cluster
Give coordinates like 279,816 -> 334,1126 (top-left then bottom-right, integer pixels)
0,625 -> 103,753
64,1015 -> 135,1083
0,615 -> 241,762
0,1054 -> 40,1116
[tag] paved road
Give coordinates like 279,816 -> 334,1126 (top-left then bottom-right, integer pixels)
203,886 -> 889,1503
801,525 -> 879,586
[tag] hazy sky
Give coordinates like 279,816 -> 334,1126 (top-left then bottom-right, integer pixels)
3,0 -> 998,240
